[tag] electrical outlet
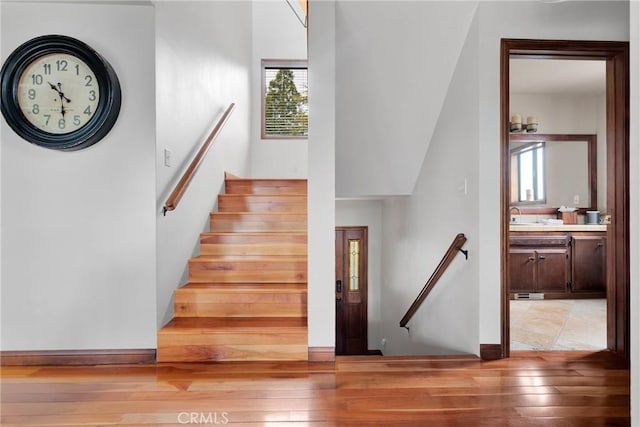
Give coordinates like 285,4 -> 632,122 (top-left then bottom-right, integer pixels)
164,148 -> 172,167
381,338 -> 387,347
573,194 -> 580,205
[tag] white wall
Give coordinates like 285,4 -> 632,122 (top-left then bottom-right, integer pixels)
1,2 -> 156,350
155,1 -> 252,327
336,199 -> 383,351
0,2 -> 4,349
510,92 -> 607,210
249,0 -> 307,178
307,0 -> 336,349
379,12 -> 480,355
334,1 -> 478,198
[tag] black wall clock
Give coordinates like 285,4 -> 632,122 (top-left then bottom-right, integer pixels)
0,35 -> 121,151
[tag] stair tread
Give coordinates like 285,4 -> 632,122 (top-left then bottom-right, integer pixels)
160,317 -> 307,332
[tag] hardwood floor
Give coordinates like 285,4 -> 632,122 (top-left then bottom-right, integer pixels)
0,351 -> 629,426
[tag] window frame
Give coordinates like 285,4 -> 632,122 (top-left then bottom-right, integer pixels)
261,59 -> 308,140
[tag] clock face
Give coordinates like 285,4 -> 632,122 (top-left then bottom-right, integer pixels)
17,53 -> 100,134
0,35 -> 121,151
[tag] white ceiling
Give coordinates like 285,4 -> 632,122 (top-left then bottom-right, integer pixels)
510,59 -> 606,95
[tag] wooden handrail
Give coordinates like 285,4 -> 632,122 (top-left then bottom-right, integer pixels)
163,103 -> 236,215
399,233 -> 468,328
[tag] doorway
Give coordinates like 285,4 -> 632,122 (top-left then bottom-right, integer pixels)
500,39 -> 630,360
335,226 -> 368,355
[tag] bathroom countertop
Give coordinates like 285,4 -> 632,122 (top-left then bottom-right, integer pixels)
509,224 -> 607,232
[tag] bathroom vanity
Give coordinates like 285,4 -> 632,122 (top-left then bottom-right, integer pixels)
509,224 -> 606,299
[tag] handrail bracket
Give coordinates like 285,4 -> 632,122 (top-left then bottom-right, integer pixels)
458,248 -> 469,260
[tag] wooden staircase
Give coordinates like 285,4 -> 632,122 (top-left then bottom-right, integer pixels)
157,174 -> 308,362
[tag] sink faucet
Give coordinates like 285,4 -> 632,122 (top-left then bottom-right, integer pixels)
510,206 -> 521,223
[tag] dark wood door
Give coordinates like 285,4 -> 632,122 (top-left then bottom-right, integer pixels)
335,227 -> 368,355
572,235 -> 606,293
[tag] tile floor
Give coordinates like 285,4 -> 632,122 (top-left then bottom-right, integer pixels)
510,299 -> 607,351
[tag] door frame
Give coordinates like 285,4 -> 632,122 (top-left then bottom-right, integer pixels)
500,39 -> 630,360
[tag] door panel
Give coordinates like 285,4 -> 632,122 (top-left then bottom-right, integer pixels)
335,227 -> 368,355
535,249 -> 569,293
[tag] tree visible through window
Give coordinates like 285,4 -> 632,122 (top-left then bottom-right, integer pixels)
262,60 -> 308,139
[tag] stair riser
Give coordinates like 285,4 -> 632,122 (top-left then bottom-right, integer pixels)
200,234 -> 306,256
225,180 -> 307,195
176,291 -> 306,304
218,195 -> 307,213
157,343 -> 308,362
175,290 -> 306,317
189,270 -> 306,283
175,302 -> 307,318
189,258 -> 307,283
200,243 -> 307,256
158,328 -> 306,344
157,329 -> 307,362
210,214 -> 307,233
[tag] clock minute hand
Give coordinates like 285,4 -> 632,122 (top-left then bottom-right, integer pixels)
48,82 -> 71,102
48,81 -> 69,118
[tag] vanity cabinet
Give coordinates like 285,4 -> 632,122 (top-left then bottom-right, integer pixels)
509,236 -> 570,295
509,231 -> 606,298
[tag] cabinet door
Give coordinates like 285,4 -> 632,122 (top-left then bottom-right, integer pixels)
535,248 -> 569,293
572,236 -> 606,293
509,249 -> 536,293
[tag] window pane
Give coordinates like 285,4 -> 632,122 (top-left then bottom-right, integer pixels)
517,143 -> 545,202
519,150 -> 533,201
348,239 -> 360,291
536,147 -> 545,199
263,61 -> 308,138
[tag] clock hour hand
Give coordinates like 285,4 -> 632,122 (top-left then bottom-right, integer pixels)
55,82 -> 71,103
47,81 -> 71,103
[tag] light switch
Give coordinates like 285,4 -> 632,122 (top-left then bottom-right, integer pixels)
164,148 -> 172,167
457,178 -> 468,195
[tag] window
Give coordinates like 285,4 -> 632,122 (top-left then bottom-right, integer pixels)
511,142 -> 545,204
261,59 -> 308,139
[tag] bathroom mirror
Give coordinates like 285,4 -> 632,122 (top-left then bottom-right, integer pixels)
509,133 -> 596,210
